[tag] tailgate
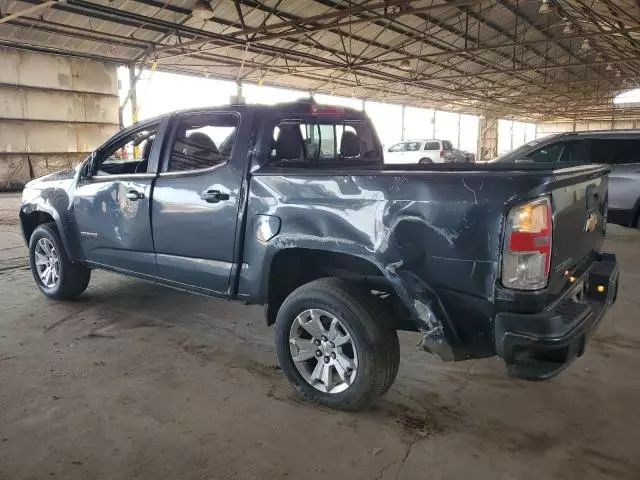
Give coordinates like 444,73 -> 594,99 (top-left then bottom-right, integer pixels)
547,165 -> 609,294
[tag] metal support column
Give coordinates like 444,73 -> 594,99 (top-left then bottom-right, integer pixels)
431,110 -> 436,138
129,64 -> 138,125
510,120 -> 514,152
401,105 -> 406,141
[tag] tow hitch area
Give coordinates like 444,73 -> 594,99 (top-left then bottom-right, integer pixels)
495,252 -> 619,381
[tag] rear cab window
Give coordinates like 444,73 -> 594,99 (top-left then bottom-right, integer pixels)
423,141 -> 440,150
267,116 -> 382,166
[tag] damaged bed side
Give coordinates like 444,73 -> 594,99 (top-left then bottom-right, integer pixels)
237,166 -> 556,363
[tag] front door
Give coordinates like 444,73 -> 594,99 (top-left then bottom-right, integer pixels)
385,142 -> 407,164
73,118 -> 166,275
151,110 -> 248,295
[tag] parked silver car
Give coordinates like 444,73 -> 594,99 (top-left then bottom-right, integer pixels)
495,131 -> 640,228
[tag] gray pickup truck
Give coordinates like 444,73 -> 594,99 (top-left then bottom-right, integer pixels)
20,100 -> 619,410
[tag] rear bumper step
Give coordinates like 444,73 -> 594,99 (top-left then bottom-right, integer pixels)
494,252 -> 619,380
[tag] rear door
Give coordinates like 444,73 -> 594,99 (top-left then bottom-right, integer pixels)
423,141 -> 441,162
150,110 -> 250,295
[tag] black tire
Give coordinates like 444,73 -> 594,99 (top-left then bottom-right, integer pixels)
418,158 -> 432,164
275,277 -> 400,410
29,223 -> 91,300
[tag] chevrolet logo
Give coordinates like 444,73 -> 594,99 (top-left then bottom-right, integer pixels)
585,213 -> 599,232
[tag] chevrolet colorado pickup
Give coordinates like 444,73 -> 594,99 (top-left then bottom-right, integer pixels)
20,100 -> 619,410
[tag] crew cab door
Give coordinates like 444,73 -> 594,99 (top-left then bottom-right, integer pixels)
72,118 -> 167,275
150,110 -> 248,295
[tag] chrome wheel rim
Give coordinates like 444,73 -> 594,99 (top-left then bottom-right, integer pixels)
289,309 -> 358,394
34,238 -> 60,288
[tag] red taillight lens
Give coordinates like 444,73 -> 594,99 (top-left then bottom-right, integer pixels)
502,197 -> 553,290
440,150 -> 445,158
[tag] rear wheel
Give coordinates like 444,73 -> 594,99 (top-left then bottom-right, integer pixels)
29,223 -> 91,300
275,278 -> 400,410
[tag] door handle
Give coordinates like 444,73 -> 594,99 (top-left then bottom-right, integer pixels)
201,190 -> 230,203
126,189 -> 144,201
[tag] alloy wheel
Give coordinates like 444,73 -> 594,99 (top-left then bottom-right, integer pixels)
34,238 -> 60,288
288,308 -> 358,393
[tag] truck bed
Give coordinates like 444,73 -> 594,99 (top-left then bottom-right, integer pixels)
241,162 -> 609,358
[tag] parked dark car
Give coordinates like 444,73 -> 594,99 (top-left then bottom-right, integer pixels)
20,101 -> 618,409
495,130 -> 640,228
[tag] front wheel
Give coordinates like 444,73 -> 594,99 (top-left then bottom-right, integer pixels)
29,223 -> 91,300
275,278 -> 399,410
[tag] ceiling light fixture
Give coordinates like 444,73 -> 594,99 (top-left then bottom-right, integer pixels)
562,21 -> 575,35
192,0 -> 214,19
615,70 -> 621,78
606,63 -> 613,71
538,0 -> 552,14
580,38 -> 591,52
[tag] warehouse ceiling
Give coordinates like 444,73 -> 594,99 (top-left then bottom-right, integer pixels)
1,0 -> 640,122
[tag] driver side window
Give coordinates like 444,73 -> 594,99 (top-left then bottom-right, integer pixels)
96,123 -> 160,176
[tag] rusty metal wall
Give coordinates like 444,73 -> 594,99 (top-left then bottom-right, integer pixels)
0,47 -> 119,190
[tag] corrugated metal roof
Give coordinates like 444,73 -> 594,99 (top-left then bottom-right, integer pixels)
1,0 -> 640,121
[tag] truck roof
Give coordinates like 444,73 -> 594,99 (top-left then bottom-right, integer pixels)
138,99 -> 368,125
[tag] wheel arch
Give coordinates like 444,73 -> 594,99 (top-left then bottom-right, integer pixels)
20,207 -> 74,259
263,248 -> 415,332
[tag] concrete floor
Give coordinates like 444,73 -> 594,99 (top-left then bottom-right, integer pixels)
1,191 -> 640,480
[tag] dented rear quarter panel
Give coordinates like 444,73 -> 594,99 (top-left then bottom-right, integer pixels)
238,167 -> 554,358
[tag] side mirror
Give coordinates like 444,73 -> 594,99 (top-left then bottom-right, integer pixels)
84,151 -> 97,178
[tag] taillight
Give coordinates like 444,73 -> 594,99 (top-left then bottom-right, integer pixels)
502,197 -> 553,290
440,150 -> 445,158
